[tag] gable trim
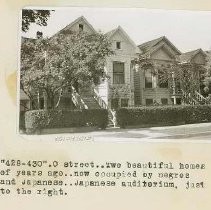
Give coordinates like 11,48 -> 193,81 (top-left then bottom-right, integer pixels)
52,16 -> 96,38
150,44 -> 177,60
107,26 -> 140,53
150,37 -> 181,56
190,49 -> 207,62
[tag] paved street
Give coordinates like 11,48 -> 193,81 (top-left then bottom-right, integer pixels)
22,122 -> 211,142
90,123 -> 211,142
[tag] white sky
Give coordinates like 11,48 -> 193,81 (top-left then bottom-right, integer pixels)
23,7 -> 211,52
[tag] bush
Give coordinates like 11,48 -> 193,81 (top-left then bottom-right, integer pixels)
25,109 -> 108,134
117,105 -> 211,128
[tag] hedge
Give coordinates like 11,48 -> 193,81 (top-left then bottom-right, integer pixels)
117,105 -> 211,128
25,109 -> 108,134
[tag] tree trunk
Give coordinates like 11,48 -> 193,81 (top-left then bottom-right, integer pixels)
55,89 -> 62,108
50,94 -> 54,109
43,90 -> 48,110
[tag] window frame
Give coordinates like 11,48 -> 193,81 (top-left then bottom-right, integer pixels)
79,24 -> 84,31
145,69 -> 153,88
146,98 -> 153,106
113,61 -> 125,84
161,98 -> 168,105
121,98 -> 129,107
158,70 -> 168,88
111,98 -> 119,109
116,41 -> 121,50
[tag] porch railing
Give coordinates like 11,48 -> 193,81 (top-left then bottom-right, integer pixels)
194,91 -> 208,105
181,90 -> 198,105
93,89 -> 108,109
93,89 -> 117,127
71,86 -> 88,109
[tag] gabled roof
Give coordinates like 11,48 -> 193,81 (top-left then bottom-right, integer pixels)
105,28 -> 117,38
52,16 -> 96,38
138,36 -> 181,56
138,36 -> 164,53
180,48 -> 207,63
106,26 -> 140,53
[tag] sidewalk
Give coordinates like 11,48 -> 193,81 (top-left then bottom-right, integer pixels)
21,122 -> 211,142
89,122 -> 211,141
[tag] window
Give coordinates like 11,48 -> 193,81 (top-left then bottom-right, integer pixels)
176,98 -> 182,105
145,69 -> 153,88
113,62 -> 125,84
116,41 -> 121,49
175,82 -> 181,92
121,98 -> 129,107
146,99 -> 153,106
161,98 -> 168,105
111,98 -> 119,109
158,70 -> 168,88
79,24 -> 84,31
40,98 -> 44,109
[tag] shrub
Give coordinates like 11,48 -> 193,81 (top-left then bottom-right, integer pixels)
184,105 -> 211,124
25,109 -> 108,134
117,105 -> 211,128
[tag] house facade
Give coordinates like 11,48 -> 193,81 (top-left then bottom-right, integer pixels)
135,36 -> 181,106
96,26 -> 140,109
20,16 -> 209,111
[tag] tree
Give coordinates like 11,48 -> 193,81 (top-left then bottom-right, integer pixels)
21,30 -> 113,109
22,9 -> 52,32
134,55 -> 207,102
157,62 -> 206,95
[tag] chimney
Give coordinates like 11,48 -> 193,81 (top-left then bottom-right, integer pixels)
36,31 -> 43,39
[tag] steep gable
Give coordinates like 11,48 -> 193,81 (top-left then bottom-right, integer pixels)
180,49 -> 207,65
138,36 -> 181,59
151,46 -> 177,61
106,26 -> 140,54
52,16 -> 96,38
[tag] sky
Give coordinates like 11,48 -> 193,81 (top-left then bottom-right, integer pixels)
22,7 -> 211,52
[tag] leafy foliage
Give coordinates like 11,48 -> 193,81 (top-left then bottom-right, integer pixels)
117,105 -> 211,128
21,30 -> 113,109
159,63 -> 206,94
22,9 -> 52,32
134,54 -> 207,95
25,109 -> 108,134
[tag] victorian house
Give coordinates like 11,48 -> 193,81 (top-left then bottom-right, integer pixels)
20,16 -> 209,112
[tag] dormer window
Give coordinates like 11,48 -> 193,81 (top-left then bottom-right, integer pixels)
79,24 -> 84,31
116,41 -> 121,49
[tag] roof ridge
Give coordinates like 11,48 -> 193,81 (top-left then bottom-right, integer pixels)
51,16 -> 96,38
137,36 -> 164,48
179,48 -> 206,63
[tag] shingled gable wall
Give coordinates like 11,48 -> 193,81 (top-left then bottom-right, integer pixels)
192,52 -> 206,65
98,27 -> 139,108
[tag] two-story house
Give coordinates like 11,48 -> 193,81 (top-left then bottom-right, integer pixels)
20,16 -> 209,112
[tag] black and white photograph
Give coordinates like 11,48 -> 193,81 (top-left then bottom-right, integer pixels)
19,7 -> 211,140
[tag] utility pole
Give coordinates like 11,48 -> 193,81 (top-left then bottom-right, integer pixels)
44,50 -> 48,110
172,71 -> 176,105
